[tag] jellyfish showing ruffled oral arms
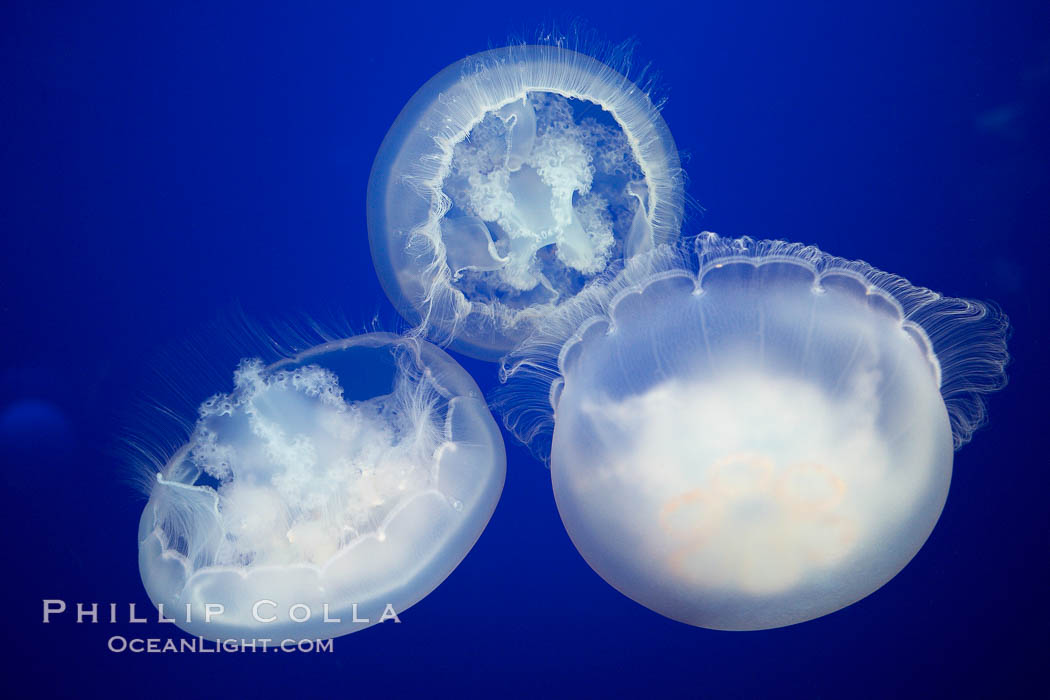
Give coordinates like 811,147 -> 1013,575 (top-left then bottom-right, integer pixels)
500,234 -> 1008,630
367,44 -> 684,360
137,333 -> 505,641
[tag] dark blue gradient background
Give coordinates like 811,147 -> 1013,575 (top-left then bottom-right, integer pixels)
2,2 -> 1047,697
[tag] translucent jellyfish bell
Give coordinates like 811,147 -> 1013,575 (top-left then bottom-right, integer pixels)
367,44 -> 684,360
138,333 -> 505,641
501,233 -> 1009,630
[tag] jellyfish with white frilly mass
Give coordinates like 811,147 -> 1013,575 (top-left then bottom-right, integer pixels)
137,333 -> 505,640
367,42 -> 684,360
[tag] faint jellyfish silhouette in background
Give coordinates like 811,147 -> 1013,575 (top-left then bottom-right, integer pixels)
499,233 -> 1009,630
367,43 -> 684,360
0,369 -> 76,459
138,332 -> 505,640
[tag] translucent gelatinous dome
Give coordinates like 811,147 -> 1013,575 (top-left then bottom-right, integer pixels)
501,234 -> 1008,630
368,44 -> 683,360
138,333 -> 505,640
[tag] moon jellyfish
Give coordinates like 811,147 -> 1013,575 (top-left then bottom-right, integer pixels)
367,44 -> 684,360
500,233 -> 1008,630
137,333 -> 505,641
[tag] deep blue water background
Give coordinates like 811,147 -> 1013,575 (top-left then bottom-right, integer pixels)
2,1 -> 1047,697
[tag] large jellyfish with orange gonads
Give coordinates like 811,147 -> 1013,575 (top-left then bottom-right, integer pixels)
500,233 -> 1009,630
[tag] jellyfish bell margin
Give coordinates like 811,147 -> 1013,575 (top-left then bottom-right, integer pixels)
137,332 -> 506,642
499,232 -> 1009,631
367,43 -> 685,361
